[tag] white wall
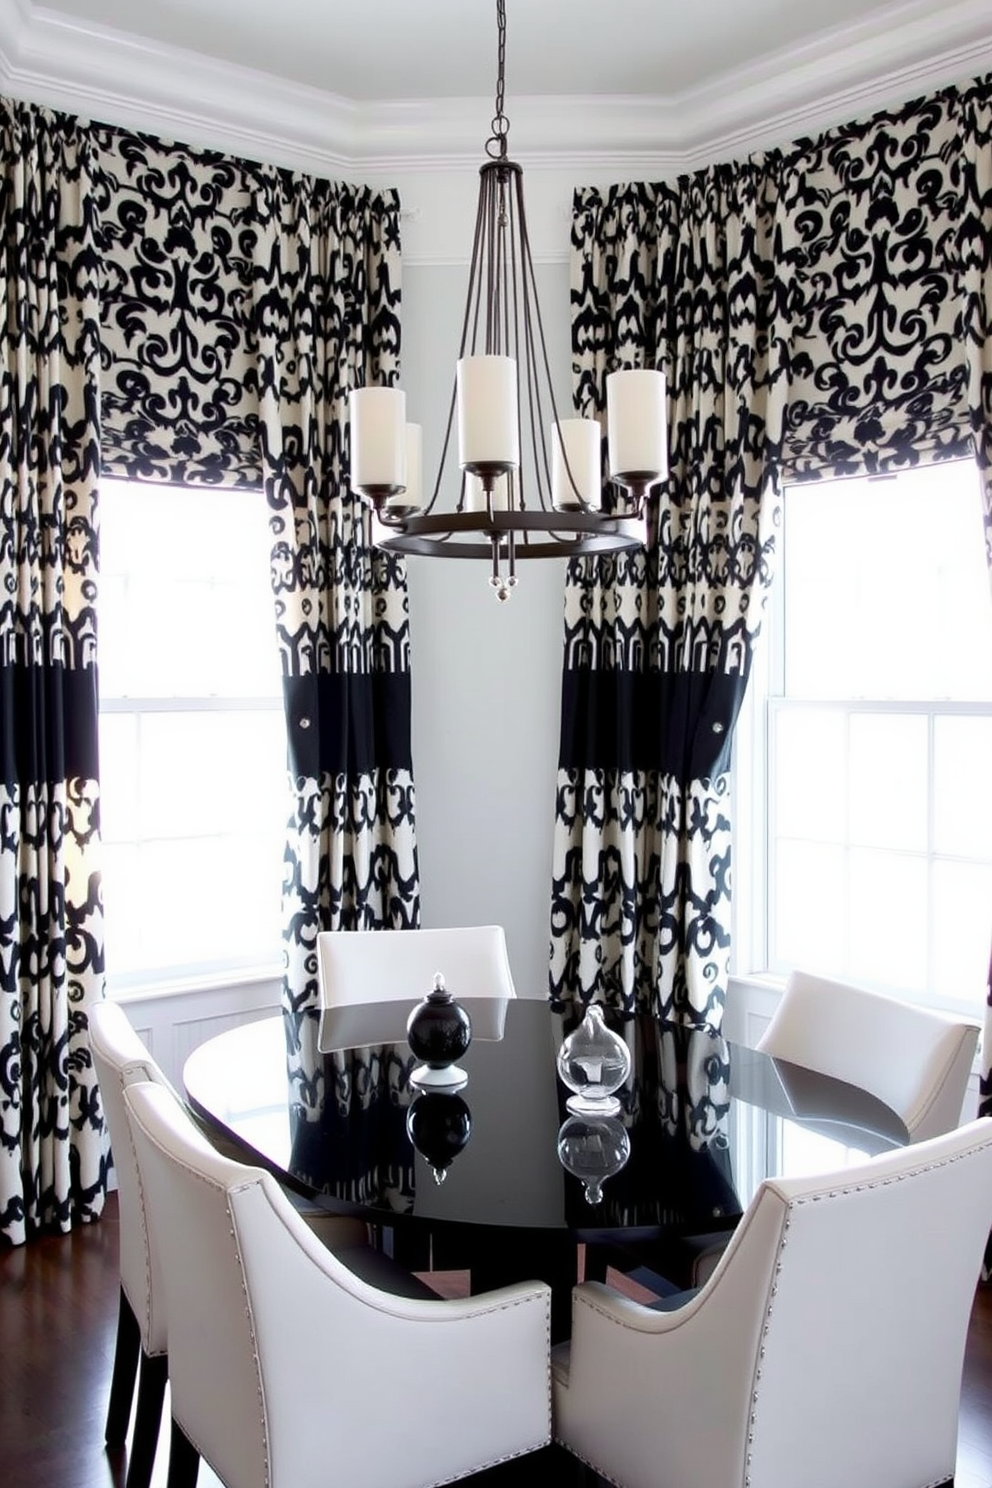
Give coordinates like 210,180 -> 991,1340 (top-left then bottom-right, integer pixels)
400,259 -> 573,998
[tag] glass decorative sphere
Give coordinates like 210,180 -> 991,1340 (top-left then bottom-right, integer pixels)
556,1004 -> 631,1116
557,1114 -> 631,1205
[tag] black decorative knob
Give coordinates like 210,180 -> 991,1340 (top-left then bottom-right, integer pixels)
407,973 -> 473,1072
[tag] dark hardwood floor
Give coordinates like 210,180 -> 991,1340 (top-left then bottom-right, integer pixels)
3,1194 -> 992,1487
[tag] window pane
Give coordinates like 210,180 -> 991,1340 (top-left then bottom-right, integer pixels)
135,836 -> 283,972
847,714 -> 927,852
847,848 -> 928,993
98,479 -> 287,985
98,481 -> 281,699
136,711 -> 288,840
771,709 -> 846,842
101,843 -> 142,975
934,717 -> 992,858
784,463 -> 992,702
759,459 -> 992,1015
932,861 -> 992,1004
772,840 -> 846,974
98,713 -> 138,841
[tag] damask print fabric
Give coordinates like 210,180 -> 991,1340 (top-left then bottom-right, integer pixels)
249,167 -> 419,1018
0,104 -> 417,1243
554,164 -> 786,1027
93,128 -> 419,1021
0,99 -> 107,1243
557,73 -> 992,1034
959,88 -> 992,1128
94,127 -> 261,487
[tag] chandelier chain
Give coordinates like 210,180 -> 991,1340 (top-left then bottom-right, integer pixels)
486,0 -> 509,160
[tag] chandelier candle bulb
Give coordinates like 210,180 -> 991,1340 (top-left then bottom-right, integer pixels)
552,418 -> 601,510
349,387 -> 406,493
607,369 -> 668,482
457,355 -> 520,474
387,423 -> 422,512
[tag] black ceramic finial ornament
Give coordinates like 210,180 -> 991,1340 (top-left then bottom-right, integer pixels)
407,972 -> 473,1089
406,1091 -> 472,1184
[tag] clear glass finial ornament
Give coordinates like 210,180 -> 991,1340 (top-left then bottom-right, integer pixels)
556,1004 -> 631,1116
556,1114 -> 631,1205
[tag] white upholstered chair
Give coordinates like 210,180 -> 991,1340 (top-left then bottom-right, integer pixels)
89,1000 -> 373,1488
123,1078 -> 551,1488
649,971 -> 981,1294
554,1117 -> 992,1488
88,999 -> 174,1488
759,970 -> 980,1141
316,924 -> 516,1007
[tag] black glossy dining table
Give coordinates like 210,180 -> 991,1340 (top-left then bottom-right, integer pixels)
184,998 -> 908,1340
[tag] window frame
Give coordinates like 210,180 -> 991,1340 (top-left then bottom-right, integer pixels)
732,465 -> 992,1022
97,479 -> 288,998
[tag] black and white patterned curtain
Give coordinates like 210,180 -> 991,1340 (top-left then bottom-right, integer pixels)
251,169 -> 419,1015
95,124 -> 417,1015
555,73 -> 992,1034
959,85 -> 992,1126
0,100 -> 107,1243
551,166 -> 786,1027
1,110 -> 416,1242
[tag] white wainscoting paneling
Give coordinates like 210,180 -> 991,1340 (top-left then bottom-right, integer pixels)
113,975 -> 282,1090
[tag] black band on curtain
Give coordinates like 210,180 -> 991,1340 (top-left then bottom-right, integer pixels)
0,662 -> 100,788
283,672 -> 413,779
558,667 -> 749,782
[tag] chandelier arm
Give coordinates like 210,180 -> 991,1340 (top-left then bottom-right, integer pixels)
505,170 -> 524,514
488,170 -> 502,352
463,167 -> 493,358
503,168 -> 514,362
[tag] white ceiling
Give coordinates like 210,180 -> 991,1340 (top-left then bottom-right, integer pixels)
7,0 -> 956,102
0,0 -> 990,172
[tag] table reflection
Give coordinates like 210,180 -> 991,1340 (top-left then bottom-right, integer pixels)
185,1001 -> 907,1242
557,1115 -> 631,1204
406,1090 -> 473,1184
556,1017 -> 741,1228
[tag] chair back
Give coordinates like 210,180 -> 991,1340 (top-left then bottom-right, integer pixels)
559,1118 -> 992,1488
317,925 -> 516,1008
122,1081 -> 272,1488
88,999 -> 171,1354
123,1079 -> 551,1488
722,1118 -> 992,1488
758,970 -> 979,1139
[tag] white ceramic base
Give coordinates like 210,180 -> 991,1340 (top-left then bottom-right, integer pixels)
566,1092 -> 622,1117
410,1063 -> 469,1091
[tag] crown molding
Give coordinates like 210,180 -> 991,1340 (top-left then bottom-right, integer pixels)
0,0 -> 989,178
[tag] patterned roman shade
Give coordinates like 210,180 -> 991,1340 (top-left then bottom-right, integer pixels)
95,125 -> 262,487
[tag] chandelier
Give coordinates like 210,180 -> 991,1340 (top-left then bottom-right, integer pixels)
348,0 -> 668,600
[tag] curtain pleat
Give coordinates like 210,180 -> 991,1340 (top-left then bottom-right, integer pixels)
0,99 -> 107,1244
250,169 -> 419,1017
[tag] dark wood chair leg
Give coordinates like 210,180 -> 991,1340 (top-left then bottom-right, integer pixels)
125,1351 -> 169,1488
166,1418 -> 200,1488
105,1286 -> 141,1446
